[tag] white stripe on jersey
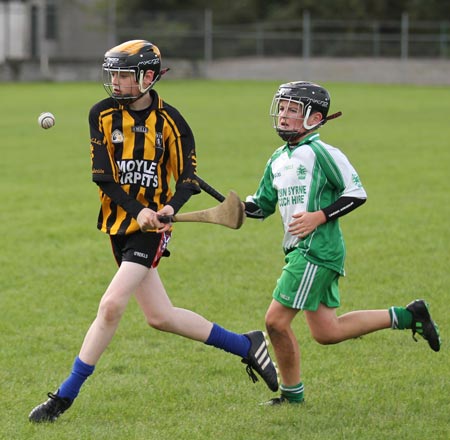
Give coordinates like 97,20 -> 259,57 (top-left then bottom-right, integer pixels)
293,262 -> 318,309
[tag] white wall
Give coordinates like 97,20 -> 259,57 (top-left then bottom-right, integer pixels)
0,1 -> 29,62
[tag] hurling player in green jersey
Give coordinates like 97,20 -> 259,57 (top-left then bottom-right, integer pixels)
244,81 -> 441,405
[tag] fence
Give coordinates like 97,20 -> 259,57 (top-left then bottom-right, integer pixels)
118,10 -> 450,61
2,5 -> 450,63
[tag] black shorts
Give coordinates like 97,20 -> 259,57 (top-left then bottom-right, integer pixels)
110,231 -> 171,268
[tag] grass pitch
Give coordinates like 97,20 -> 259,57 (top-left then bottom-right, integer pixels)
0,80 -> 449,440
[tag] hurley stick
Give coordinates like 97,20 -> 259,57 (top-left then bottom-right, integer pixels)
196,176 -> 226,203
158,191 -> 245,229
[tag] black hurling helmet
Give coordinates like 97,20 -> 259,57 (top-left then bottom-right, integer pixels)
103,40 -> 162,105
270,81 -> 331,142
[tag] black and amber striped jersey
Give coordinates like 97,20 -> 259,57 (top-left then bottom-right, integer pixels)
89,89 -> 200,235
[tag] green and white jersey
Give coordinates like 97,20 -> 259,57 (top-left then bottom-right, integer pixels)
247,133 -> 366,275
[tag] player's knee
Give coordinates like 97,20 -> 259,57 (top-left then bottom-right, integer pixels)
265,313 -> 276,335
312,335 -> 333,345
265,313 -> 286,338
98,298 -> 125,324
310,330 -> 339,345
146,314 -> 171,331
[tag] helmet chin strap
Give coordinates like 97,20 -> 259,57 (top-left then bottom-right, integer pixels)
276,129 -> 300,142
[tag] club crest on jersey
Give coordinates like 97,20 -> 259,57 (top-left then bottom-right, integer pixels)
296,165 -> 307,180
112,129 -> 124,143
155,132 -> 163,150
352,173 -> 363,188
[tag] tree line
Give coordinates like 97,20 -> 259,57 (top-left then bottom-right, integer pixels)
118,0 -> 450,23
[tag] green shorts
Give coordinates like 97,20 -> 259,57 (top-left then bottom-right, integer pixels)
273,249 -> 340,311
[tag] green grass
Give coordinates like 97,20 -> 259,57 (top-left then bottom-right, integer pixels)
0,80 -> 449,440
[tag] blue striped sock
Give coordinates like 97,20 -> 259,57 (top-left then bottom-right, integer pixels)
58,356 -> 95,400
205,323 -> 250,358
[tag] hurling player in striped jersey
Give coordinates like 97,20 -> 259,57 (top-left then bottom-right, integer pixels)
28,40 -> 278,423
243,81 -> 441,405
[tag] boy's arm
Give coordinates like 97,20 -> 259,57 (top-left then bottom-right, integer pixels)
244,201 -> 265,219
321,196 -> 366,222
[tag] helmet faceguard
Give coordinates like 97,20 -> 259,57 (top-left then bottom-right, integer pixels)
102,40 -> 163,105
270,81 -> 331,142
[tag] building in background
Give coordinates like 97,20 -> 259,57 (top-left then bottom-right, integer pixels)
0,0 -> 114,80
0,0 -> 449,84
